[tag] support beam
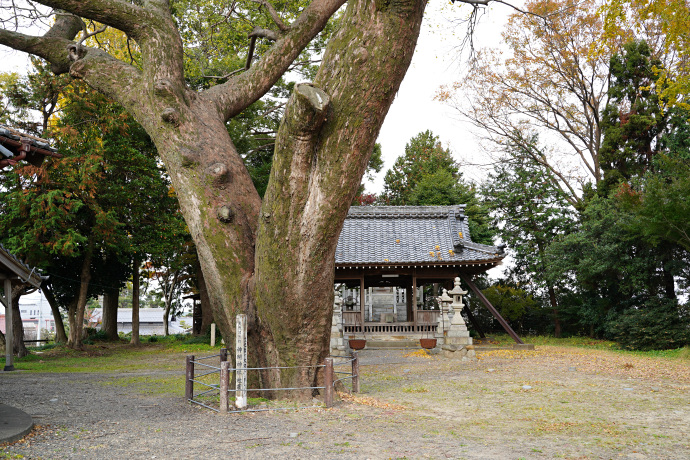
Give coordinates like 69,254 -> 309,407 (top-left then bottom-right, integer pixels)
460,274 -> 524,344
464,307 -> 486,339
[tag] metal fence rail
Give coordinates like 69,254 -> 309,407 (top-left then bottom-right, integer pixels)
185,350 -> 360,414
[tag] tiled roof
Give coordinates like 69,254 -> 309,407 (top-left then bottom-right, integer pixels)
0,243 -> 43,288
0,124 -> 60,167
0,124 -> 57,154
335,205 -> 504,268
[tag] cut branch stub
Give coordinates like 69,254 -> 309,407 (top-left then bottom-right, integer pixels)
206,162 -> 231,187
285,84 -> 330,134
161,107 -> 180,126
218,205 -> 235,223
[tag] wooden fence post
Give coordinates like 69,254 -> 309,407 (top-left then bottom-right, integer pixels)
220,360 -> 229,414
324,357 -> 334,408
185,355 -> 195,401
351,351 -> 360,393
220,348 -> 227,363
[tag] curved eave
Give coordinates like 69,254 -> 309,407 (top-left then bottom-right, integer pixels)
335,257 -> 505,272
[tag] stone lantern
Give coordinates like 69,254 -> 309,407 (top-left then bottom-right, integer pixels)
435,288 -> 453,344
445,277 -> 472,346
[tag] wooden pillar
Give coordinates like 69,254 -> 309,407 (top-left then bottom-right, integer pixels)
411,271 -> 417,331
4,278 -> 14,371
219,360 -> 229,414
359,276 -> 365,329
351,351 -> 360,393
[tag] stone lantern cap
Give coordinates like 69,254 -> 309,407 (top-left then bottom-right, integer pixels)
438,288 -> 452,304
448,277 -> 467,296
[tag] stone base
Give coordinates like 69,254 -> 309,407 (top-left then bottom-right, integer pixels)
440,344 -> 477,361
444,336 -> 473,347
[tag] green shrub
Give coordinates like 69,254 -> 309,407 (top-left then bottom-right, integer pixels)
606,298 -> 690,351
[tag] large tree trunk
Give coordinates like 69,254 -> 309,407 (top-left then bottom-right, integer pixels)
252,0 -> 427,392
42,283 -> 68,344
101,286 -> 119,340
131,256 -> 140,345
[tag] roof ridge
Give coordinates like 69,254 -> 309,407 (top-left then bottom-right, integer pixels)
348,205 -> 466,218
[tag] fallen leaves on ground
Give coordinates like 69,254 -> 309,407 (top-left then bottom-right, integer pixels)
338,392 -> 407,411
477,346 -> 690,383
402,349 -> 432,359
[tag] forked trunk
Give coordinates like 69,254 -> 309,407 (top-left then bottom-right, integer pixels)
68,246 -> 93,349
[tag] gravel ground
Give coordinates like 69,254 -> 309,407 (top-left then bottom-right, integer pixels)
1,347 -> 689,459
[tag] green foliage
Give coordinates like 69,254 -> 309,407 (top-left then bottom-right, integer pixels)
483,139 -> 575,334
382,130 -> 458,205
482,284 -> 539,322
606,298 -> 690,351
0,64 -> 190,312
379,131 -> 494,244
409,169 -> 494,245
600,40 -> 667,193
0,58 -> 69,135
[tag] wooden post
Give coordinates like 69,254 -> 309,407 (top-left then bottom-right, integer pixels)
4,278 -> 14,372
210,323 -> 216,347
359,276 -> 365,328
324,357 -> 334,407
220,348 -> 227,363
235,314 -> 248,409
220,360 -> 229,414
351,352 -> 360,393
185,355 -> 194,401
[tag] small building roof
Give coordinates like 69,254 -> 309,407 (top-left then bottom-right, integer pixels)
0,124 -> 61,168
0,243 -> 43,289
335,205 -> 504,270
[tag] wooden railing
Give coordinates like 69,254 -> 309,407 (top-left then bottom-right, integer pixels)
342,309 -> 439,334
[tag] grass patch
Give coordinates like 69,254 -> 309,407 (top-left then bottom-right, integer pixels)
489,334 -> 690,359
2,334 -> 220,373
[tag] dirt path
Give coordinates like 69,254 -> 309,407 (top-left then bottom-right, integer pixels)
2,347 -> 689,459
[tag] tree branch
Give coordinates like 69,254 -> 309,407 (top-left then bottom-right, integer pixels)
0,28 -> 75,74
250,0 -> 289,32
205,0 -> 346,121
29,0 -> 153,39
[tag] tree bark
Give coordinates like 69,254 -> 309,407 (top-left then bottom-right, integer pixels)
101,287 -> 119,340
547,285 -> 562,338
131,256 -> 140,345
42,283 -> 68,344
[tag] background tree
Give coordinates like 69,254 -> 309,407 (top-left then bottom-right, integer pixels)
438,0 -> 615,209
483,139 -> 575,336
382,130 -> 459,205
0,72 -> 188,348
